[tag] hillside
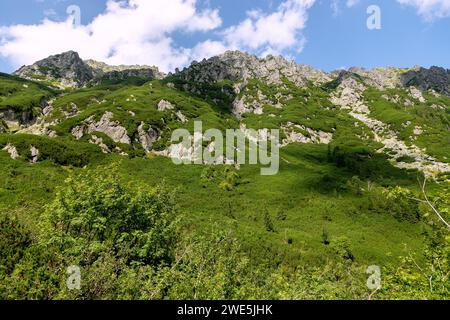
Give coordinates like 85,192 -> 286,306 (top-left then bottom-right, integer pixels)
0,51 -> 449,300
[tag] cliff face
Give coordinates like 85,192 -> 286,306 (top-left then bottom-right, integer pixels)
401,66 -> 450,96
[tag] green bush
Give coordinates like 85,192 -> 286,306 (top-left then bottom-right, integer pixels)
41,162 -> 179,267
382,187 -> 421,223
0,214 -> 32,276
158,228 -> 250,300
0,134 -> 103,167
329,236 -> 354,261
1,162 -> 180,300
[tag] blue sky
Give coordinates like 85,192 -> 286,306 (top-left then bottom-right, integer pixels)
1,0 -> 450,73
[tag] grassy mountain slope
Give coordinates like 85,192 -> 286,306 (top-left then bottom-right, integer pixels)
0,73 -> 55,112
0,52 -> 449,299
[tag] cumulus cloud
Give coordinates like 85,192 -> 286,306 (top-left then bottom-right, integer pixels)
0,0 -> 221,72
222,0 -> 315,56
397,0 -> 450,20
0,0 -> 316,72
190,40 -> 229,62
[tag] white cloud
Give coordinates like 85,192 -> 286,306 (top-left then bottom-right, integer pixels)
43,9 -> 58,18
331,0 -> 359,16
397,0 -> 450,20
346,0 -> 360,8
0,0 -> 221,72
0,0 -> 317,72
190,40 -> 229,62
221,0 -> 315,56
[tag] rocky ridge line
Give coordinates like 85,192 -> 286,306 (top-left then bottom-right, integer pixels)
330,76 -> 450,176
14,51 -> 165,88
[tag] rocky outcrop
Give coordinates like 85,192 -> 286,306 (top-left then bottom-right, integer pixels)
0,95 -> 52,134
232,87 -> 291,118
87,112 -> 130,144
176,51 -> 330,87
89,135 -> 110,154
137,122 -> 159,152
232,96 -> 263,118
3,144 -> 19,160
16,99 -> 58,138
71,126 -> 84,140
157,100 -> 175,111
156,100 -> 188,123
330,76 -> 367,111
14,51 -> 94,88
330,66 -> 450,97
30,146 -> 39,163
401,66 -> 450,96
14,51 -> 165,88
0,108 -> 38,128
282,122 -> 333,146
408,87 -> 426,103
71,112 -> 131,144
382,93 -> 414,107
331,77 -> 450,176
176,111 -> 188,123
154,136 -> 199,163
343,67 -> 404,90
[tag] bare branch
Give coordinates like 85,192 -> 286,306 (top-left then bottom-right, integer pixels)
417,178 -> 450,229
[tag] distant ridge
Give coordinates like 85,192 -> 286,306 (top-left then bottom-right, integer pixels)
14,51 -> 164,89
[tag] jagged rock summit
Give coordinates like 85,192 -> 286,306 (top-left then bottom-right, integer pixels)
401,66 -> 450,96
14,51 -> 94,88
14,51 -> 164,88
174,51 -> 450,97
176,50 -> 331,87
12,50 -> 450,97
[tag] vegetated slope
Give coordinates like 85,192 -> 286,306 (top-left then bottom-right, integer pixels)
0,51 -> 449,299
0,73 -> 56,131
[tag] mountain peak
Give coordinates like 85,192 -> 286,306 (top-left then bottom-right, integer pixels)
401,66 -> 450,95
10,50 -> 450,96
176,50 -> 330,87
13,51 -> 164,88
14,51 -> 94,88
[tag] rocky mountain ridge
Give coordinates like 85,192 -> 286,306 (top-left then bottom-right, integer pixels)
12,50 -> 450,96
175,50 -> 331,87
14,51 -> 164,88
176,51 -> 450,96
3,50 -> 450,176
